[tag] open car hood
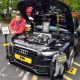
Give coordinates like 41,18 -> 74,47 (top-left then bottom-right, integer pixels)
17,0 -> 74,33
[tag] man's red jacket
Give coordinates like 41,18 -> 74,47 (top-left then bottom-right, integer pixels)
10,18 -> 26,34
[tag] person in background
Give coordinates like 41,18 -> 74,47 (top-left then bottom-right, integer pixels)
10,11 -> 26,34
51,48 -> 67,80
9,11 -> 26,43
26,6 -> 33,19
26,6 -> 34,32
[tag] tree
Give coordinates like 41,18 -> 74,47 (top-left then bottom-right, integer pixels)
70,0 -> 80,12
0,0 -> 20,20
0,0 -> 20,10
9,0 -> 20,9
63,0 -> 80,12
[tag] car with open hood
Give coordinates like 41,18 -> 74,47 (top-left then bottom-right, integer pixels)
8,0 -> 74,79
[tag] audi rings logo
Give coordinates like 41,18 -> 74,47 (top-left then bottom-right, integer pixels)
20,49 -> 28,55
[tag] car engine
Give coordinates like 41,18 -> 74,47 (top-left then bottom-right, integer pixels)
13,30 -> 72,52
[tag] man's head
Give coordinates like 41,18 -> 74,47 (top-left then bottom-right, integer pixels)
59,48 -> 63,54
26,6 -> 33,16
16,11 -> 22,22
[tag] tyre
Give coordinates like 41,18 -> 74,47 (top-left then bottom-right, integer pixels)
50,62 -> 65,80
8,54 -> 14,64
67,49 -> 74,69
50,62 -> 55,80
8,46 -> 14,64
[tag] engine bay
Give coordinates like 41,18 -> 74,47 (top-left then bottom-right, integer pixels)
13,30 -> 72,52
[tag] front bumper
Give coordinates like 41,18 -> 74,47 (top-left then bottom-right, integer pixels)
9,45 -> 52,75
12,59 -> 50,75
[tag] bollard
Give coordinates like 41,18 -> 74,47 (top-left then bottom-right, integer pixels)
3,43 -> 10,47
4,35 -> 10,59
2,26 -> 10,59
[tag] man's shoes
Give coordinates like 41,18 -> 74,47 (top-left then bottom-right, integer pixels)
58,75 -> 63,80
51,75 -> 63,80
53,76 -> 57,80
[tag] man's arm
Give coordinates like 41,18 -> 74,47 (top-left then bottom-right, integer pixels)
9,18 -> 15,32
52,53 -> 59,62
15,19 -> 26,34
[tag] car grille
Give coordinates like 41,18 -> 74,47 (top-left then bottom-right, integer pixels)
13,46 -> 38,65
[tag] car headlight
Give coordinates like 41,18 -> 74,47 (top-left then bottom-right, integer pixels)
41,51 -> 58,56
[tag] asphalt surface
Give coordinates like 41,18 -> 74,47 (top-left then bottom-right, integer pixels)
0,34 -> 80,80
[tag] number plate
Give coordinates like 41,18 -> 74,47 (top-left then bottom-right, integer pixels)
15,53 -> 32,64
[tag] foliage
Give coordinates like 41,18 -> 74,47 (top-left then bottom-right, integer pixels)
0,0 -> 20,12
9,0 -> 20,9
63,0 -> 80,12
0,0 -> 79,21
0,0 -> 20,20
0,0 -> 80,13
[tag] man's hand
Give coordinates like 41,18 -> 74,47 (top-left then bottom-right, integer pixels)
9,27 -> 16,34
28,16 -> 34,21
11,31 -> 16,34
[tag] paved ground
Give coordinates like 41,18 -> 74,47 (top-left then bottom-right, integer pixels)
0,34 -> 80,80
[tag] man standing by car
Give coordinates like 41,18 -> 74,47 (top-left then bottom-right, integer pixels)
10,11 -> 26,34
9,11 -> 26,42
50,48 -> 67,80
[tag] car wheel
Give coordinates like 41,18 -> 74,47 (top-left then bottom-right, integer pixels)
50,62 -> 65,80
50,62 -> 55,80
8,54 -> 14,64
67,49 -> 74,69
8,46 -> 14,64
